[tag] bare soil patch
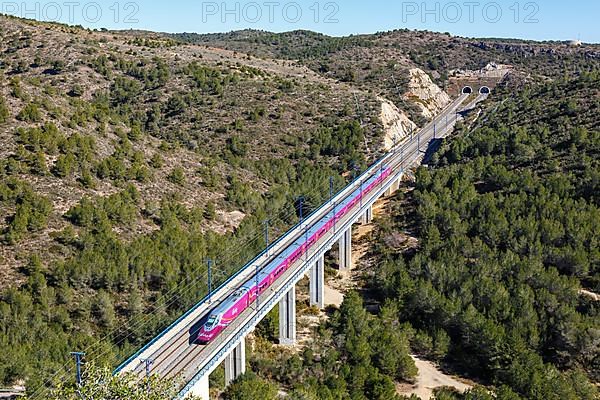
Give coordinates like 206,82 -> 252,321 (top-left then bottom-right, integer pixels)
396,356 -> 473,399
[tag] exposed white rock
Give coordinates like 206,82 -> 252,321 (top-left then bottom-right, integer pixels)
404,68 -> 451,119
379,97 -> 417,151
449,62 -> 513,79
207,210 -> 246,235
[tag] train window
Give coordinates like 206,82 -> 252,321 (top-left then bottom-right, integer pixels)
204,315 -> 219,330
291,252 -> 300,263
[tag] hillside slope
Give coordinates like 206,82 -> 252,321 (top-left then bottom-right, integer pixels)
0,15 -> 394,284
173,29 -> 600,97
1,15 -> 598,395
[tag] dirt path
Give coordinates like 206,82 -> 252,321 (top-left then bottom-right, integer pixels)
397,356 -> 472,399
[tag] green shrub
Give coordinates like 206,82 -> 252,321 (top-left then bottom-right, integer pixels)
17,102 -> 41,122
68,85 -> 84,97
205,202 -> 216,220
222,372 -> 278,400
150,152 -> 164,169
0,95 -> 9,123
53,153 -> 76,177
4,190 -> 52,243
168,167 -> 186,185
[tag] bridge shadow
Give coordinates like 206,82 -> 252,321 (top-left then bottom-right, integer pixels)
457,108 -> 471,118
188,314 -> 210,345
421,138 -> 444,164
419,106 -> 480,164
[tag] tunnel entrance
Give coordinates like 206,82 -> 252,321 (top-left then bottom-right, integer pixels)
462,86 -> 473,94
479,86 -> 491,94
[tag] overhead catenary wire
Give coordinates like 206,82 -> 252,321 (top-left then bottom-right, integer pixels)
29,220 -> 272,398
29,224 -> 272,398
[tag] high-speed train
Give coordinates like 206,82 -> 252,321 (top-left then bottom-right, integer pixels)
197,165 -> 392,343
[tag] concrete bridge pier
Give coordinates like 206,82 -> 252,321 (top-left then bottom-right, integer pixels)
383,175 -> 404,197
385,177 -> 402,197
187,373 -> 209,400
361,205 -> 373,224
338,227 -> 352,271
309,254 -> 325,309
394,177 -> 402,192
224,339 -> 246,386
279,286 -> 296,345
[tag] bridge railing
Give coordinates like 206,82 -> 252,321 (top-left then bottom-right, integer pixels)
175,95 -> 473,396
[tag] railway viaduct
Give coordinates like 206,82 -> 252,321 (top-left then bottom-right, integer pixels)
111,92 -> 488,399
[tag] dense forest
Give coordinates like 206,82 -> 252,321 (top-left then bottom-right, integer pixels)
370,73 -> 599,398
381,72 -> 600,398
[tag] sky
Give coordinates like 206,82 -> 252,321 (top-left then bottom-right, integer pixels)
1,0 -> 598,43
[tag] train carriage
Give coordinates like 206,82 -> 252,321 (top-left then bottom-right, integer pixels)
197,165 -> 390,343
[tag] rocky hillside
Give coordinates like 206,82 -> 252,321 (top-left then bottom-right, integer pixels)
0,16 -> 384,284
0,16 -> 471,287
173,29 -> 600,102
404,68 -> 451,118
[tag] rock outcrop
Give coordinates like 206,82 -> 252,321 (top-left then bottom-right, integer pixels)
449,62 -> 513,79
404,68 -> 451,119
379,97 -> 417,151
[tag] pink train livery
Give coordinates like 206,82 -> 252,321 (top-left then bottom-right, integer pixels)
197,166 -> 392,343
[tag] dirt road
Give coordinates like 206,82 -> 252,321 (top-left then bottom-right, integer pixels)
397,356 -> 471,399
